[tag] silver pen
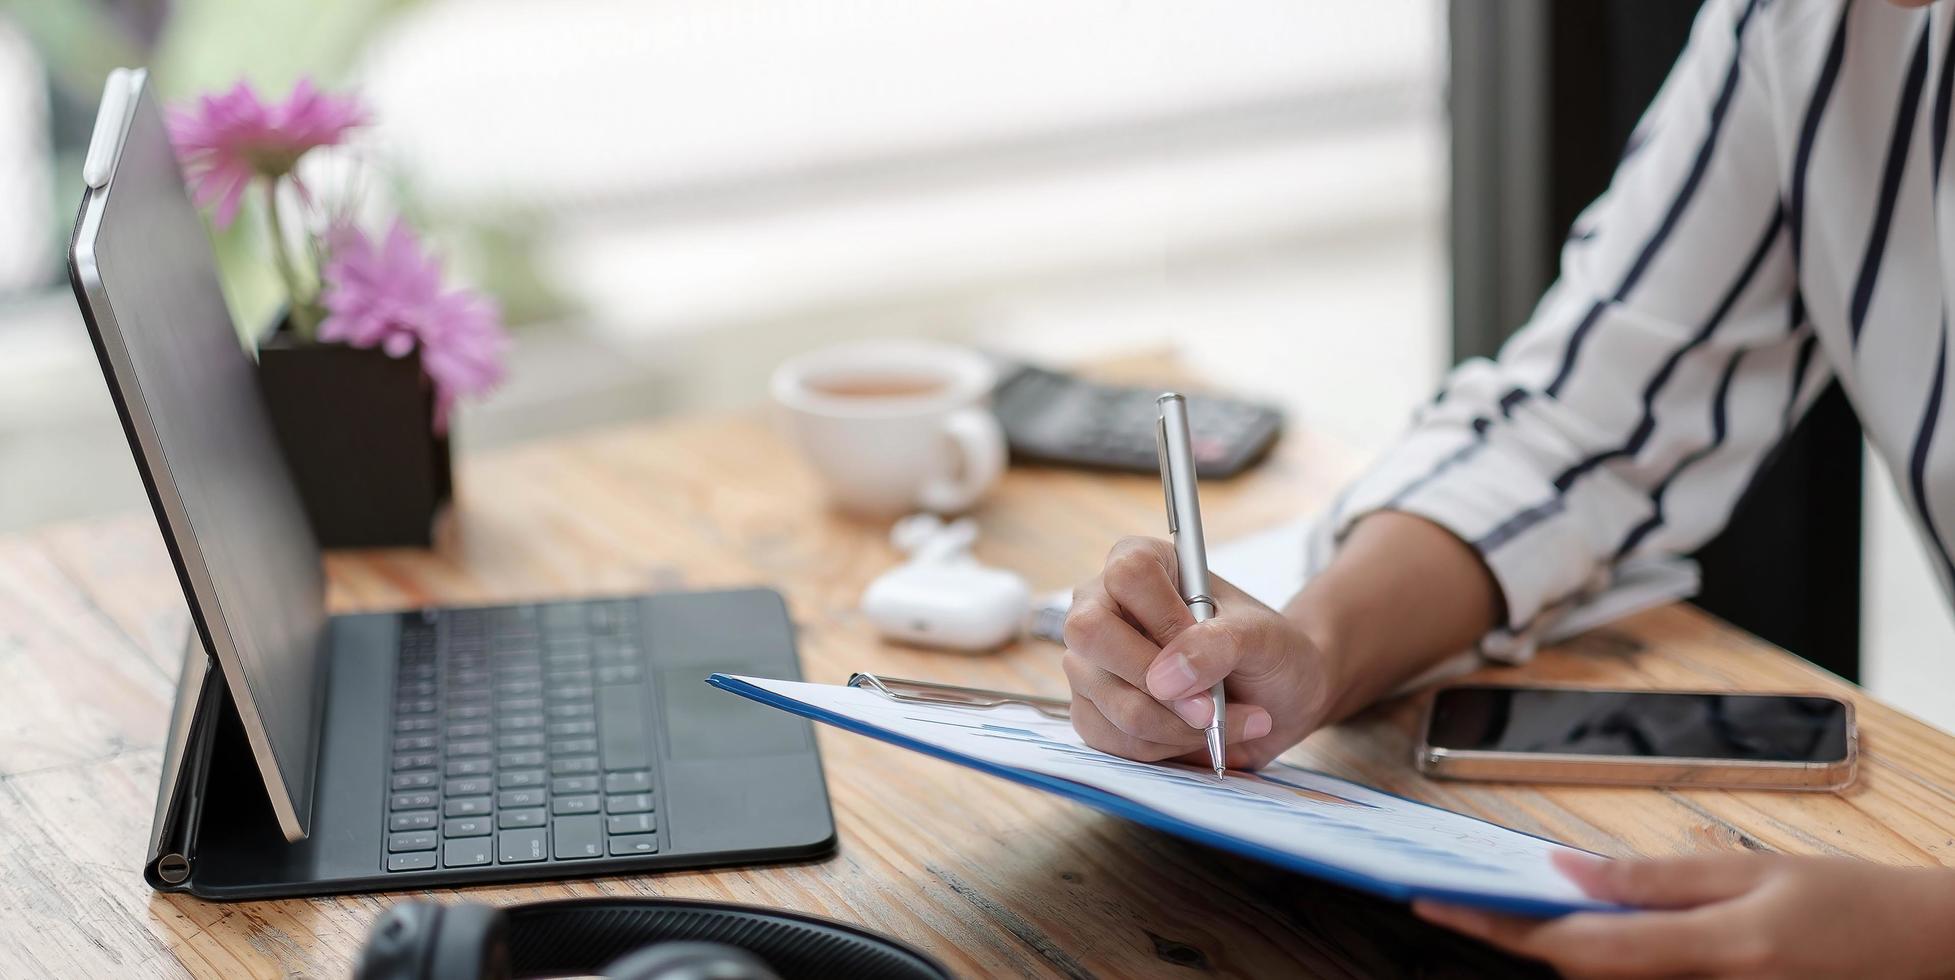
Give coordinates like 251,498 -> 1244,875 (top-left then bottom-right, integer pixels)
1155,393 -> 1226,779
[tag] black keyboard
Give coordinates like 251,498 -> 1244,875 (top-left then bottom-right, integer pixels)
382,599 -> 661,872
992,364 -> 1283,477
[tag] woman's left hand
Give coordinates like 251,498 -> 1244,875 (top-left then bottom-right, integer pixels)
1415,851 -> 1955,979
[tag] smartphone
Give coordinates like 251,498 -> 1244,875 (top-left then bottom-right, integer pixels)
1417,684 -> 1857,790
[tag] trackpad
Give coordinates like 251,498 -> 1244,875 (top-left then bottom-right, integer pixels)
662,666 -> 810,758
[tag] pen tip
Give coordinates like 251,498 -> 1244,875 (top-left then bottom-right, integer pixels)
1213,766 -> 1226,781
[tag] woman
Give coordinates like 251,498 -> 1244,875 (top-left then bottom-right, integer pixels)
1063,0 -> 1955,974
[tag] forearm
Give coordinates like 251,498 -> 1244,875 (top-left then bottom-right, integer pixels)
1283,511 -> 1503,723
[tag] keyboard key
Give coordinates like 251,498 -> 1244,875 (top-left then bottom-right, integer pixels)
547,703 -> 594,720
498,828 -> 549,864
447,759 -> 492,778
609,834 -> 659,856
499,808 -> 547,829
545,668 -> 594,687
547,720 -> 596,738
598,685 -> 652,772
392,772 -> 438,792
394,753 -> 437,772
393,735 -> 437,753
551,757 -> 598,776
388,831 -> 438,853
607,812 -> 656,836
554,815 -> 604,859
604,771 -> 653,795
397,680 -> 436,699
499,714 -> 544,731
552,775 -> 600,795
498,769 -> 546,789
498,750 -> 546,769
548,685 -> 595,704
498,680 -> 543,698
607,793 -> 654,814
397,698 -> 436,715
551,737 -> 598,757
499,788 -> 545,808
444,816 -> 492,838
448,739 -> 491,757
498,732 -> 546,751
390,811 -> 437,833
541,605 -> 585,630
445,777 -> 492,797
391,791 -> 437,811
447,722 -> 491,739
447,705 -> 490,722
444,796 -> 491,818
552,794 -> 599,816
444,838 -> 492,868
596,665 -> 641,685
395,717 -> 436,734
388,851 -> 438,872
497,697 -> 544,714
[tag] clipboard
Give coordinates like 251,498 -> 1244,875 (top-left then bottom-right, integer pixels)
713,672 -> 1610,917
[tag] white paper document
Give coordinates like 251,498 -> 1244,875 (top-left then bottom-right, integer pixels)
712,674 -> 1608,914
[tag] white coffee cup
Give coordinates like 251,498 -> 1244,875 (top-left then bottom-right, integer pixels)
771,341 -> 1008,516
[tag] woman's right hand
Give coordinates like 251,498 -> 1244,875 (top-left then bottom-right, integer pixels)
1060,536 -> 1340,770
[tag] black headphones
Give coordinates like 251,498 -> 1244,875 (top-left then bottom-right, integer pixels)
354,898 -> 950,980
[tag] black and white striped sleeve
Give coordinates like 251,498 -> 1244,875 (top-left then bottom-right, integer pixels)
1306,0 -> 1830,661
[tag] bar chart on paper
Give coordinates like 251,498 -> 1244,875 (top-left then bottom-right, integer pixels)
708,674 -> 1610,916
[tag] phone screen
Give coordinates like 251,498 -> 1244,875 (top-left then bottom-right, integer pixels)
1426,687 -> 1851,763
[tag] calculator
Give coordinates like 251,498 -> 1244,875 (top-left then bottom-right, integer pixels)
990,363 -> 1284,477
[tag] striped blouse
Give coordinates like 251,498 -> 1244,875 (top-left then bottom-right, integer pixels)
1309,0 -> 1955,661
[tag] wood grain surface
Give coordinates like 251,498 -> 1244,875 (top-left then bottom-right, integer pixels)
4,366 -> 1954,978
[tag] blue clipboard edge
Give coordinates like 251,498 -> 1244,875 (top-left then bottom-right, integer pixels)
707,673 -> 1610,918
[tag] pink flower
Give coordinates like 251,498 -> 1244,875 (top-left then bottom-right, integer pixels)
168,78 -> 367,227
319,221 -> 509,431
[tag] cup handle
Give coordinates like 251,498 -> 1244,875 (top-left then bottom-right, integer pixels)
917,407 -> 1008,513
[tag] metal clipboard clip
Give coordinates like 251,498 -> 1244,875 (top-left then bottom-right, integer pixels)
847,672 -> 1071,720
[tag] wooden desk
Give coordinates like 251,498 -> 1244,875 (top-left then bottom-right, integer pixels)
6,382 -> 1955,978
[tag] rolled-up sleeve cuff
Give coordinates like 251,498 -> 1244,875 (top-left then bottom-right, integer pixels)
1304,425 -> 1627,664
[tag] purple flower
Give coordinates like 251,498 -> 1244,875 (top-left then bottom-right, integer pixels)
168,78 -> 367,227
319,221 -> 509,431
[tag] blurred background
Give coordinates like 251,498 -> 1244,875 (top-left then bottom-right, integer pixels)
2,0 -> 1950,732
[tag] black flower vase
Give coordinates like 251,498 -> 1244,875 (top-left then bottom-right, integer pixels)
256,322 -> 453,547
